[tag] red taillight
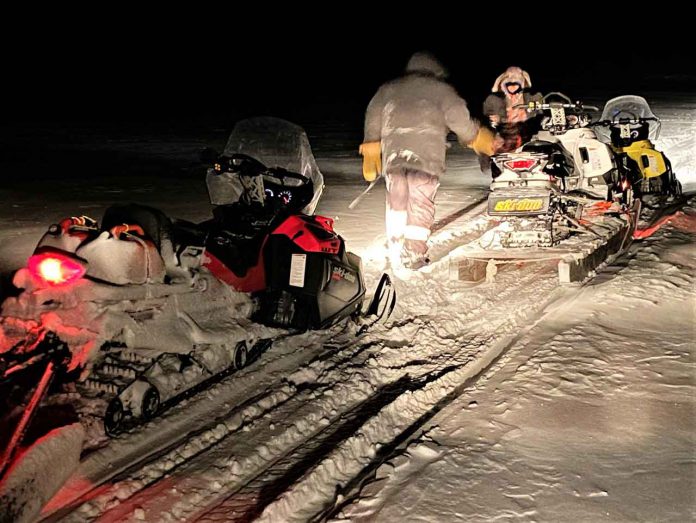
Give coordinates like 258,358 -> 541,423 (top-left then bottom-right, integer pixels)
504,159 -> 538,171
28,253 -> 86,286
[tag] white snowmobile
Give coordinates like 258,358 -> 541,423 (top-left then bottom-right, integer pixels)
451,94 -> 638,283
486,93 -> 620,248
0,118 -> 395,479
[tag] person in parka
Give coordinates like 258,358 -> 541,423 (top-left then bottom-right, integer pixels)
482,66 -> 542,175
359,51 -> 495,268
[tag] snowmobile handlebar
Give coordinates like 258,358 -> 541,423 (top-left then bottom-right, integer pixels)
513,92 -> 598,113
514,101 -> 599,113
591,116 -> 659,127
214,153 -> 311,186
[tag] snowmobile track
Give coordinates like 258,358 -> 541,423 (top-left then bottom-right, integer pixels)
320,322 -> 551,520
40,327 -> 364,522
215,269 -> 555,523
193,365 -> 478,522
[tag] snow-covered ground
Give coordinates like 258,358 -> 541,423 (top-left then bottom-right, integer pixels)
335,208 -> 696,522
0,94 -> 694,522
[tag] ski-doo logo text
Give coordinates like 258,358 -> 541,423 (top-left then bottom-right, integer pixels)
332,266 -> 356,283
493,198 -> 544,212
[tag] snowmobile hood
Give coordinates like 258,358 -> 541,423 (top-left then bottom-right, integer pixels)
405,52 -> 448,79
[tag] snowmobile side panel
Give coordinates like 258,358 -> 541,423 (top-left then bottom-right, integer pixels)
624,143 -> 668,179
261,235 -> 365,330
203,250 -> 267,293
574,133 -> 615,180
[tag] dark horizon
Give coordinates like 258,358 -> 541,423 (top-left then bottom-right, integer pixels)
4,18 -> 694,127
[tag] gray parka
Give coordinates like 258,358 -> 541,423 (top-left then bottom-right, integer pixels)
363,52 -> 479,177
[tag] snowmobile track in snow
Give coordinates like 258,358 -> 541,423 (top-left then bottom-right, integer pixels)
40,327 -> 363,521
194,356 -> 505,522
46,200 -> 593,522
321,321 -> 551,520
193,376 -> 420,522
75,264 -> 558,522
251,268 -> 610,521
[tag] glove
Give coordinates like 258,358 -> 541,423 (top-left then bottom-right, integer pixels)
467,127 -> 496,157
359,141 -> 382,182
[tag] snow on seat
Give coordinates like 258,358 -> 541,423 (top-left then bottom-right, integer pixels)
99,204 -> 187,280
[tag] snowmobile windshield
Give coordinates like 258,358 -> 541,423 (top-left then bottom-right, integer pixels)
598,95 -> 661,141
216,117 -> 324,214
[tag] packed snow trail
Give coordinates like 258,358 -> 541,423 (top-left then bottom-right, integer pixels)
55,245 -> 567,521
333,200 -> 696,522
38,191 -> 492,521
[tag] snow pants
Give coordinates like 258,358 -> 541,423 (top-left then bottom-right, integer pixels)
385,168 -> 440,254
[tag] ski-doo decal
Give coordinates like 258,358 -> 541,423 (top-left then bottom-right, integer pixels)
488,196 -> 550,215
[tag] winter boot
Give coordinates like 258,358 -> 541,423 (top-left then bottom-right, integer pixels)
401,239 -> 430,270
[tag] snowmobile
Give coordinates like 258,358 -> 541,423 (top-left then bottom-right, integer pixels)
496,93 -> 615,192
450,94 -> 638,284
0,118 -> 395,478
487,92 -> 619,248
593,95 -> 682,202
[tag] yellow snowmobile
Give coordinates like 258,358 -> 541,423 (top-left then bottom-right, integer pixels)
595,95 -> 682,201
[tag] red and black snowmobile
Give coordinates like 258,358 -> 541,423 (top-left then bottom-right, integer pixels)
0,118 -> 395,496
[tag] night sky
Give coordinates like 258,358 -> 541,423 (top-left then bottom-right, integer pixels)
4,12 -> 694,127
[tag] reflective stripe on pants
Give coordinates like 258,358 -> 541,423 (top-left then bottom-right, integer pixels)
385,169 -> 440,242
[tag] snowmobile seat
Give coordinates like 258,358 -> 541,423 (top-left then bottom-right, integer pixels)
202,203 -> 276,278
101,204 -> 183,277
521,140 -> 574,178
102,204 -> 172,250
